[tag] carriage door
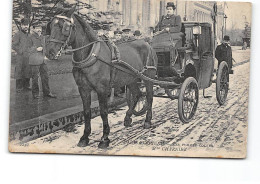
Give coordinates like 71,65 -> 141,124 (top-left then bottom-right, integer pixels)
198,25 -> 214,89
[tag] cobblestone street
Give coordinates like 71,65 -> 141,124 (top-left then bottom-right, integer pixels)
9,47 -> 251,158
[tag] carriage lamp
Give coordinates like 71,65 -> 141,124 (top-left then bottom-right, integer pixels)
192,26 -> 201,35
224,14 -> 228,35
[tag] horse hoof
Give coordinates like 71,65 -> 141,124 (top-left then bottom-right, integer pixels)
77,137 -> 89,147
98,139 -> 110,149
124,118 -> 132,127
143,122 -> 151,129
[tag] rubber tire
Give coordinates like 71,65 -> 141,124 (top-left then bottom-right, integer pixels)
216,61 -> 229,106
126,87 -> 148,116
178,77 -> 199,123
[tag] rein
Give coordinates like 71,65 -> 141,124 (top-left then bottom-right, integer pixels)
66,40 -> 100,53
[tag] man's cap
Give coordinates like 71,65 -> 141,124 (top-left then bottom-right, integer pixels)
122,28 -> 131,33
133,30 -> 142,36
21,18 -> 30,25
166,2 -> 176,10
224,35 -> 230,41
114,30 -> 122,35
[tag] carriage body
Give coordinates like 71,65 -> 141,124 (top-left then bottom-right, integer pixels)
131,22 -> 230,123
151,22 -> 215,90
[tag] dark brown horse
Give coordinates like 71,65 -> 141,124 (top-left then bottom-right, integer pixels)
45,7 -> 157,148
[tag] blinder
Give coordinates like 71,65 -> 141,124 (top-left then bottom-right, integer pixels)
62,21 -> 72,36
45,15 -> 74,36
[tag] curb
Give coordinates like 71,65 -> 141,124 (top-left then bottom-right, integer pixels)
9,97 -> 126,143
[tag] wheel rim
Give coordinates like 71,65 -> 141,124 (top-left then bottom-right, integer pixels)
182,82 -> 198,120
219,66 -> 229,103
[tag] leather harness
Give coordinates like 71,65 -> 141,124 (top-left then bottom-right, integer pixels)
47,15 -> 157,88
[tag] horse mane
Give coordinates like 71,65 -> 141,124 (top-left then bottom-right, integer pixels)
73,13 -> 98,42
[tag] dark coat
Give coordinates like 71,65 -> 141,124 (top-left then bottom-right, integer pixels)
12,31 -> 32,79
155,14 -> 182,33
28,32 -> 45,65
215,43 -> 233,69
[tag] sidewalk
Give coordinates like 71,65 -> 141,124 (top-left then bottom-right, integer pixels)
10,55 -> 84,124
9,54 -> 126,142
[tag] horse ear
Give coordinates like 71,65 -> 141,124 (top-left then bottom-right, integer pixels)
66,6 -> 76,17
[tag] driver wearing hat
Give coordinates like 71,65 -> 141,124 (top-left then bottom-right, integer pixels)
155,2 -> 181,33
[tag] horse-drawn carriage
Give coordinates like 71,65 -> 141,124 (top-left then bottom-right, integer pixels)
45,8 -> 232,148
128,22 -> 231,123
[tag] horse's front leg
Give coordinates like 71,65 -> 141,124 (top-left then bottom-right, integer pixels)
97,91 -> 110,149
77,86 -> 92,147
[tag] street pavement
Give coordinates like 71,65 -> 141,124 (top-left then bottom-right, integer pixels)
9,47 -> 251,158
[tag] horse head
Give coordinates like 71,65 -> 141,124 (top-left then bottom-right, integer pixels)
45,6 -> 77,60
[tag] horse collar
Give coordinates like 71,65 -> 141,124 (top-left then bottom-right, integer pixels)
72,42 -> 101,69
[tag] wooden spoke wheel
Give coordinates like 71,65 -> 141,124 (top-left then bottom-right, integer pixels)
165,88 -> 179,100
126,86 -> 148,116
178,77 -> 199,123
216,61 -> 229,105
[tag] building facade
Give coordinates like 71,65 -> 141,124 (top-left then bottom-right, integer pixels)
78,0 -> 225,40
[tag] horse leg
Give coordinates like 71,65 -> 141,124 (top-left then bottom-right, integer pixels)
77,87 -> 92,147
144,81 -> 153,129
124,83 -> 142,127
97,91 -> 110,149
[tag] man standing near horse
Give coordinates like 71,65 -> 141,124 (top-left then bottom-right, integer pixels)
28,25 -> 56,99
12,18 -> 32,92
215,35 -> 233,74
155,2 -> 182,33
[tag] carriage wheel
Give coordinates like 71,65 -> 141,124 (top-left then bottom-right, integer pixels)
178,77 -> 199,123
165,88 -> 179,100
126,86 -> 148,116
216,61 -> 229,105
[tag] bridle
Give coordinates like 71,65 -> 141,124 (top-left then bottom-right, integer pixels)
48,15 -> 99,60
47,15 -> 75,59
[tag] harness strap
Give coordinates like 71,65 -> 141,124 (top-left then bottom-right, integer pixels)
96,56 -> 179,87
65,40 -> 100,53
55,15 -> 74,23
50,39 -> 66,44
